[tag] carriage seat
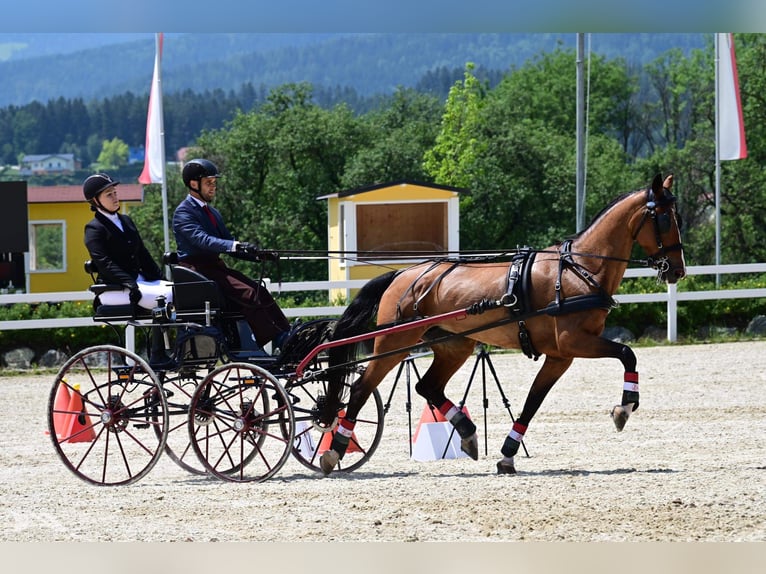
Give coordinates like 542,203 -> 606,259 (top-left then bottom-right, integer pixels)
84,260 -> 152,321
163,252 -> 272,359
162,254 -> 223,320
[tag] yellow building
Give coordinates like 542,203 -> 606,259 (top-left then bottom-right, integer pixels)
319,180 -> 466,303
25,184 -> 145,293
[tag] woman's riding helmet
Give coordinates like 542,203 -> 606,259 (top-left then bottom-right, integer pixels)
83,173 -> 120,201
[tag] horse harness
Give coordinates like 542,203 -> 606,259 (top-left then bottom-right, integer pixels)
394,243 -> 618,362
634,185 -> 684,277
497,241 -> 617,360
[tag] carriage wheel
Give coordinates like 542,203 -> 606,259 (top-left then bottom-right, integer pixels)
47,345 -> 168,486
152,370 -> 209,475
287,373 -> 385,474
188,362 -> 294,482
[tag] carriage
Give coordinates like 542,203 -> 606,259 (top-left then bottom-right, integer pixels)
47,174 -> 686,485
46,251 -> 386,486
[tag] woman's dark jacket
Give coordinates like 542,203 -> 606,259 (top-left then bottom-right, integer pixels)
84,211 -> 162,288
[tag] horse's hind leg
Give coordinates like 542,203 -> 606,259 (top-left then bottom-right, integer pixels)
319,338 -> 416,475
413,337 -> 479,459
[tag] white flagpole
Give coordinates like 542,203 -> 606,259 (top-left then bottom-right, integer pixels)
714,33 -> 747,286
154,33 -> 170,254
139,33 -> 169,254
714,33 -> 722,286
575,33 -> 585,232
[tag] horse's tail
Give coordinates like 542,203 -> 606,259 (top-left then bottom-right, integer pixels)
322,270 -> 398,422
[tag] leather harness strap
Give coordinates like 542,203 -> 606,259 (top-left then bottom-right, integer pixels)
393,245 -> 619,361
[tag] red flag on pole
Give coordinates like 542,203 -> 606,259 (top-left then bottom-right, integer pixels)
139,33 -> 166,184
717,33 -> 747,161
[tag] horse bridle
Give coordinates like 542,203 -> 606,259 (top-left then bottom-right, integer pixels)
632,187 -> 683,277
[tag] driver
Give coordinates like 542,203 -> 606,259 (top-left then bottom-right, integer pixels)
172,158 -> 291,351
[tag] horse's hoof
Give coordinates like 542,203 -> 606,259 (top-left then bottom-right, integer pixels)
461,433 -> 479,460
319,449 -> 339,476
611,403 -> 633,432
496,460 -> 517,474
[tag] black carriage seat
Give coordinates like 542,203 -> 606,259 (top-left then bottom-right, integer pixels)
167,264 -> 223,321
84,260 -> 152,321
163,252 -> 273,361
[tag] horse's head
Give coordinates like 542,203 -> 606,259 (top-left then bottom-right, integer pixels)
632,174 -> 686,284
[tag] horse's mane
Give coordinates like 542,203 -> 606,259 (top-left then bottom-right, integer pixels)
560,190 -> 638,244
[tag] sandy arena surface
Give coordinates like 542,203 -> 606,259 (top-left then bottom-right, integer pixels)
1,340 -> 765,545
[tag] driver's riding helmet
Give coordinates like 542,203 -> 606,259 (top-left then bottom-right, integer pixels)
182,158 -> 221,190
83,173 -> 120,201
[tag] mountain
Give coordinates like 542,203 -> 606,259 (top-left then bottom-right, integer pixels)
0,33 -> 708,107
0,34 -> 153,61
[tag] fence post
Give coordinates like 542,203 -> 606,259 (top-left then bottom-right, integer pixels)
125,324 -> 135,354
667,283 -> 678,342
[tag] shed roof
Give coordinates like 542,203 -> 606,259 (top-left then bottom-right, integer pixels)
317,180 -> 469,200
26,184 -> 145,204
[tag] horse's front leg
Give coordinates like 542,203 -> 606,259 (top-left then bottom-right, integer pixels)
559,333 -> 640,431
497,355 -> 573,474
605,340 -> 639,432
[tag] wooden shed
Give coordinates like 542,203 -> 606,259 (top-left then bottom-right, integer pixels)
319,180 -> 466,302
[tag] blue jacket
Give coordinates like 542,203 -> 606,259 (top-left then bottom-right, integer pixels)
172,195 -> 235,260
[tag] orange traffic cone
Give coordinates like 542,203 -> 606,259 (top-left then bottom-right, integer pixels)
318,410 -> 361,454
50,381 -> 72,439
63,384 -> 96,443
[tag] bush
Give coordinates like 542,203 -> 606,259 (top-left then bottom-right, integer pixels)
606,276 -> 667,336
607,274 -> 766,339
677,275 -> 766,334
0,301 -> 117,356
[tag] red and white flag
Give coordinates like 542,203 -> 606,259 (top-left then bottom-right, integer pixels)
717,33 -> 747,161
139,33 -> 166,184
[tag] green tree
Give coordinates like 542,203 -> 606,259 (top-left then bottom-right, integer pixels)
93,137 -> 129,170
128,177 -> 188,267
423,62 -> 487,189
190,83 -> 367,281
342,87 -> 442,187
634,35 -> 766,265
426,51 -> 638,251
707,34 -> 766,265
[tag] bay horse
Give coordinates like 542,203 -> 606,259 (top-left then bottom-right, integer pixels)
319,174 -> 685,475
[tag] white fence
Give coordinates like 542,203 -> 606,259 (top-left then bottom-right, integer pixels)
1,264 -> 765,344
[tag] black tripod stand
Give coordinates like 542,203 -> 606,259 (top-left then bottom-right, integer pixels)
384,346 -> 528,459
450,344 -> 529,458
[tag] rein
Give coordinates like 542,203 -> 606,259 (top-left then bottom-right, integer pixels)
275,185 -> 680,277
275,247 -> 651,267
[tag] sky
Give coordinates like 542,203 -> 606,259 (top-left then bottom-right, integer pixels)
3,1 -> 766,33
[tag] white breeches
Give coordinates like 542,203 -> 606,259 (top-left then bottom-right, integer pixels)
98,278 -> 174,310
